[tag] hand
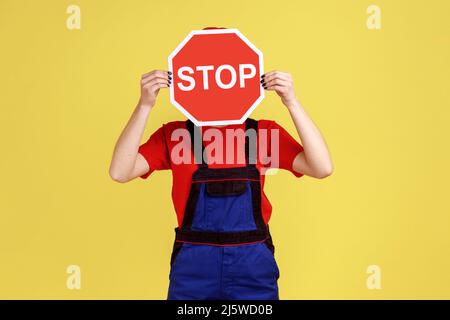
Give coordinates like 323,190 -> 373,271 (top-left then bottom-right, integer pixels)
261,70 -> 298,108
138,70 -> 171,108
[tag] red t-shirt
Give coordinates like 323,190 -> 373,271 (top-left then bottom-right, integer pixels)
138,119 -> 304,227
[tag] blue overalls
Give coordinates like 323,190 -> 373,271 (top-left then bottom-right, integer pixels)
167,118 -> 280,300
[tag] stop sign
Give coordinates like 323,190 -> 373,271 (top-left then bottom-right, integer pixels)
168,29 -> 264,126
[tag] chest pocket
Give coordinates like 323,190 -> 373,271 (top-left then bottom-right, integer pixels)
206,180 -> 248,197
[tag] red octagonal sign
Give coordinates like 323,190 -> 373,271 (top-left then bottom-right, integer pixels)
168,29 -> 264,126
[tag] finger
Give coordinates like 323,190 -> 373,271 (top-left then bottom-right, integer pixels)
262,72 -> 291,84
141,70 -> 168,78
265,85 -> 287,92
262,70 -> 291,79
262,78 -> 290,89
141,74 -> 170,85
146,82 -> 170,94
142,78 -> 170,89
141,70 -> 170,79
263,74 -> 291,84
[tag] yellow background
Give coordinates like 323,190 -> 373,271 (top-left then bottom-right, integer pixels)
1,0 -> 449,299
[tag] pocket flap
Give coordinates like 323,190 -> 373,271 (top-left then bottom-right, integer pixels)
206,180 -> 248,196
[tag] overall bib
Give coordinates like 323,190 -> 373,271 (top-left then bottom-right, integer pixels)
167,118 -> 280,300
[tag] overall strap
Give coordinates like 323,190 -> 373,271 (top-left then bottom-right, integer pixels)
185,118 -> 259,168
245,118 -> 258,167
186,120 -> 207,168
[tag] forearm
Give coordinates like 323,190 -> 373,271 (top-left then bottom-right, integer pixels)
286,99 -> 333,177
109,101 -> 152,181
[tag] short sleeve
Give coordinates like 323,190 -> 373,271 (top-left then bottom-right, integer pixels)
267,121 -> 304,178
138,125 -> 171,179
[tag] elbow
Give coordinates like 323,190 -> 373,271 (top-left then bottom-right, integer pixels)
109,167 -> 130,183
314,164 -> 334,179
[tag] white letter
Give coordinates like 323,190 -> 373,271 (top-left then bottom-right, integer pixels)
366,265 -> 382,289
178,66 -> 195,91
239,64 -> 256,88
203,128 -> 223,165
246,128 -> 258,165
225,128 -> 246,165
171,128 -> 192,164
259,128 -> 279,175
367,5 -> 382,30
215,65 -> 236,89
66,5 -> 81,30
196,65 -> 214,90
66,265 -> 81,290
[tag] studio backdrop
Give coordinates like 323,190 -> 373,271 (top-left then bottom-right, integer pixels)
0,0 -> 449,299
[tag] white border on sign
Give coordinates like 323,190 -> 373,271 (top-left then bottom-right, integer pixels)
167,28 -> 265,127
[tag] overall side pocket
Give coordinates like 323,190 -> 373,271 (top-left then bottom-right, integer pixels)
170,241 -> 184,267
259,242 -> 280,279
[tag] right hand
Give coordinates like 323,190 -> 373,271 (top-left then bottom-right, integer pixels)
139,70 -> 171,108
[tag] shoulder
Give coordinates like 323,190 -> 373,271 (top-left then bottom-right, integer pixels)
254,119 -> 282,130
158,120 -> 187,135
146,121 -> 187,143
161,120 -> 186,130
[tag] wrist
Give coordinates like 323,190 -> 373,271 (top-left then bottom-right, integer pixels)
137,99 -> 154,111
285,98 -> 302,111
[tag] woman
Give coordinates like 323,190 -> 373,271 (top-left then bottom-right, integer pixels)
109,63 -> 333,299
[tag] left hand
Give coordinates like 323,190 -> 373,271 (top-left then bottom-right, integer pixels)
261,70 -> 298,108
